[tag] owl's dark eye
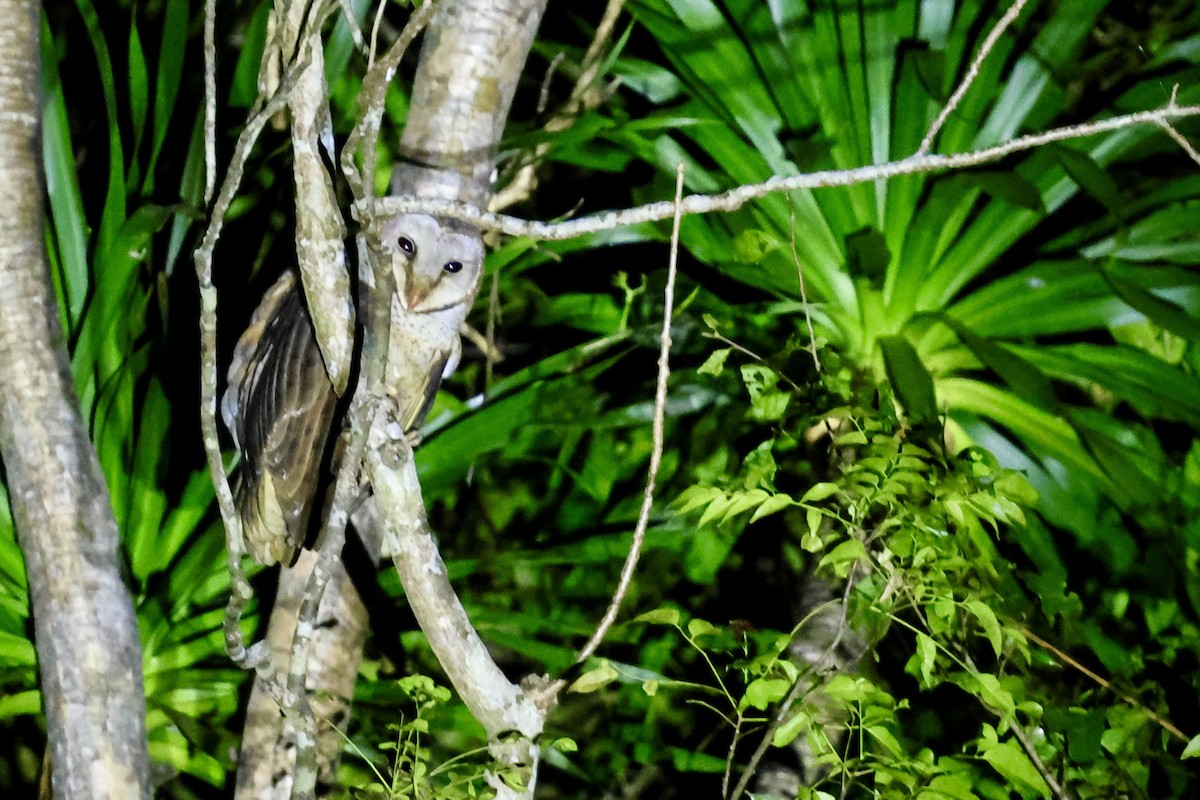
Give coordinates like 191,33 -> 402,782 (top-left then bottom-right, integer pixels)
397,237 -> 415,254
443,260 -> 463,274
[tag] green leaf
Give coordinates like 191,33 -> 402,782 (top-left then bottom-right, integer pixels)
731,229 -> 782,263
0,690 -> 40,719
697,347 -> 731,376
127,16 -> 148,169
1102,264 -> 1200,341
966,600 -> 1003,657
966,170 -> 1046,214
1050,144 -> 1124,220
1183,734 -> 1200,759
879,335 -> 937,425
749,493 -> 794,523
817,539 -> 867,576
910,631 -> 937,687
979,739 -> 1051,798
740,364 -> 791,422
146,0 -> 189,188
635,608 -> 681,627
742,678 -> 789,711
569,661 -> 619,694
773,710 -> 812,748
800,482 -> 839,503
937,314 -> 1058,410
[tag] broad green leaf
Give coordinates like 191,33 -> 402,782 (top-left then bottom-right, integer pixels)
749,493 -> 794,523
879,335 -> 937,425
697,347 -> 731,376
1102,264 -> 1200,341
979,739 -> 1051,798
1050,144 -> 1124,220
773,710 -> 812,748
800,482 -> 839,503
935,314 -> 1058,410
741,678 -> 789,711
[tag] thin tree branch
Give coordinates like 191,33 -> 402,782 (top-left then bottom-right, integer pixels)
575,163 -> 683,664
787,202 -> 820,373
1019,625 -> 1188,743
917,0 -> 1033,156
1011,723 -> 1073,800
1158,121 -> 1200,167
342,0 -> 438,209
491,0 -> 627,211
203,0 -> 217,202
377,100 -> 1200,239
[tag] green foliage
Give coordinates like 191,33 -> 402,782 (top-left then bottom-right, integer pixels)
620,352 -> 1190,797
4,0 -> 1200,797
337,676 -> 522,800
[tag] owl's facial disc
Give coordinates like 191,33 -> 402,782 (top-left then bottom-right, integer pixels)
381,213 -> 483,313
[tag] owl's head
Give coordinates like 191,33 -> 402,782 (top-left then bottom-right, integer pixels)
380,213 -> 484,313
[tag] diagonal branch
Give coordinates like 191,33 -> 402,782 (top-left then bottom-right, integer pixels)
372,100 -> 1200,239
917,0 -> 1034,156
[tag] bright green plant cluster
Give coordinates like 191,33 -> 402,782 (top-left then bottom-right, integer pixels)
639,353 -> 1191,797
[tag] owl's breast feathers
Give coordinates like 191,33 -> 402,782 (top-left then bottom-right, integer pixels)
386,293 -> 463,432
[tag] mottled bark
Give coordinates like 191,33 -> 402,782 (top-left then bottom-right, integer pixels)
379,5 -> 552,796
236,1 -> 547,796
0,1 -> 151,798
235,548 -> 372,798
393,0 -> 548,206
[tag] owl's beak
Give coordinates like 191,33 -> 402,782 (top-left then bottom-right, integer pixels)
399,263 -> 429,311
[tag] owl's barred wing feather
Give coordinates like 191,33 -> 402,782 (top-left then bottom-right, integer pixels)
223,271 -> 337,566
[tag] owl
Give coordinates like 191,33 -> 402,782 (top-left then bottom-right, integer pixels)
222,214 -> 484,566
378,213 -> 484,432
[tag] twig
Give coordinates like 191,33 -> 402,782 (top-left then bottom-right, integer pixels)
1011,723 -> 1073,800
722,713 -> 744,800
787,202 -> 820,372
1158,121 -> 1200,166
574,162 -> 684,664
918,0 -> 1033,156
1018,625 -> 1188,742
195,69 -> 296,666
203,0 -> 216,202
537,52 -> 565,115
377,100 -> 1200,238
575,0 -> 627,105
336,0 -> 367,57
368,0 -> 388,70
485,270 -> 500,391
193,12 -> 342,799
702,331 -> 804,394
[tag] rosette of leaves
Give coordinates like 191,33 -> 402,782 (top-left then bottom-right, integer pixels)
583,0 -> 1200,542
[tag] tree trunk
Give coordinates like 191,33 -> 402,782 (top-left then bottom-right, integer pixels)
234,1 -> 547,795
0,1 -> 151,798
